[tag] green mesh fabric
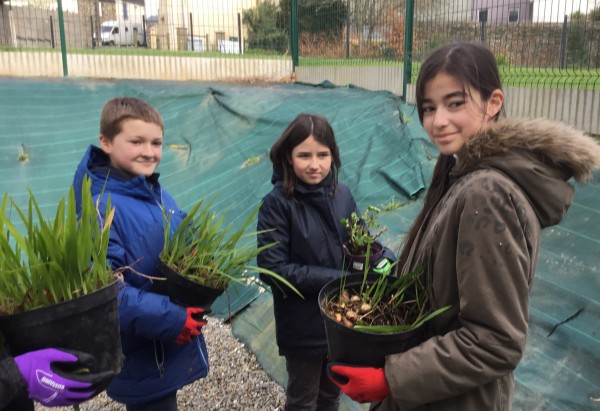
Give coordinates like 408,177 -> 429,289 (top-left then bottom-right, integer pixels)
1,78 -> 597,411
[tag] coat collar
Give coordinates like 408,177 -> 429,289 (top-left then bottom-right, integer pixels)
450,118 -> 600,227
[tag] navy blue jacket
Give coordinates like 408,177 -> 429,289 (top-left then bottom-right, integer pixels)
257,170 -> 358,355
0,349 -> 31,411
73,145 -> 208,404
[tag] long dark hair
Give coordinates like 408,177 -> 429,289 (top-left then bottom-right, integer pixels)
398,41 -> 504,270
269,113 -> 341,198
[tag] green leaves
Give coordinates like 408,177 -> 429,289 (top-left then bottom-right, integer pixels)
341,204 -> 390,256
0,176 -> 114,314
161,198 -> 302,298
352,270 -> 450,334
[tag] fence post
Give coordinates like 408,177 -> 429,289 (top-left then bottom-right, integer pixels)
560,15 -> 567,69
50,15 -> 55,48
56,0 -> 68,76
142,16 -> 147,47
189,13 -> 194,51
237,12 -> 242,54
345,0 -> 350,59
403,0 -> 414,101
479,10 -> 488,44
291,0 -> 298,70
89,16 -> 94,48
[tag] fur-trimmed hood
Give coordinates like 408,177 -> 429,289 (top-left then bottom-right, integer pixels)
459,118 -> 600,182
452,118 -> 600,227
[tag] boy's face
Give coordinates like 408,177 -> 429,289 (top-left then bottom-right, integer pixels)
99,119 -> 163,178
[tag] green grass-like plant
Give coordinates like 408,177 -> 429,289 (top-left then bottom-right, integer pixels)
328,198 -> 448,334
160,198 -> 301,297
353,269 -> 450,333
0,176 -> 115,315
325,265 -> 450,334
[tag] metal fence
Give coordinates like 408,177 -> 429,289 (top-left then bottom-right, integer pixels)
0,0 -> 287,55
1,0 -> 599,89
292,0 -> 600,89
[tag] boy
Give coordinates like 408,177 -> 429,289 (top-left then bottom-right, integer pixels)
72,97 -> 208,411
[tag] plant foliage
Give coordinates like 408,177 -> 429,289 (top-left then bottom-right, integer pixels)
279,0 -> 349,35
325,270 -> 450,334
160,198 -> 301,297
341,205 -> 388,256
243,1 -> 288,52
0,176 -> 115,315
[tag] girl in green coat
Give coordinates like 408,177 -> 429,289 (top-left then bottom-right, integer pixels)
328,41 -> 600,411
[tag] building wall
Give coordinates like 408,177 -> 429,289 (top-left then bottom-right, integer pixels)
0,4 -> 13,45
156,0 -> 259,51
532,0 -> 598,22
0,50 -> 292,81
0,5 -> 92,48
472,0 -> 533,23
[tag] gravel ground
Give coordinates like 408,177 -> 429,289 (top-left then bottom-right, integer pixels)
35,317 -> 286,411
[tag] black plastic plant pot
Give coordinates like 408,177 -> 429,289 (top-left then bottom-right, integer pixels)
342,241 -> 384,273
157,260 -> 225,309
0,281 -> 123,395
318,273 -> 426,368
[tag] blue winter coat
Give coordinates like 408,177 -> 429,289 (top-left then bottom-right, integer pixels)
257,170 -> 358,355
73,145 -> 208,405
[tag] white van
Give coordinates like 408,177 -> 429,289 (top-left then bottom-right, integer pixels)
100,20 -> 144,46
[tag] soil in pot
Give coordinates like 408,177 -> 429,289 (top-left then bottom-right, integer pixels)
319,273 -> 428,367
0,281 -> 123,394
157,260 -> 225,309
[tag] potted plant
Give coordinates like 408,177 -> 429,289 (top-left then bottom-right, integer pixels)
158,197 -> 301,309
319,268 -> 450,367
341,205 -> 391,273
0,176 -> 122,395
320,199 -> 450,367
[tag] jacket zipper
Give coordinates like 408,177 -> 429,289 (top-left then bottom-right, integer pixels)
154,339 -> 165,379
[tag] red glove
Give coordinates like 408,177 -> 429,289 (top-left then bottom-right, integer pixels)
327,362 -> 390,403
175,307 -> 208,345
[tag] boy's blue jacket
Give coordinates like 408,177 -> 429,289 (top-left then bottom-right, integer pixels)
73,145 -> 208,405
257,168 -> 396,355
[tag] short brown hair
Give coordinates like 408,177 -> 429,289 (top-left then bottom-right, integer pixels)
100,97 -> 163,141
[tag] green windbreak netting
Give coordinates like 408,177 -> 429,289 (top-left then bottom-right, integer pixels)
0,78 -> 598,411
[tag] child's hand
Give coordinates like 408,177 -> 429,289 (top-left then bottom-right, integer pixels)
372,258 -> 393,276
327,362 -> 390,403
175,307 -> 208,344
14,348 -> 115,406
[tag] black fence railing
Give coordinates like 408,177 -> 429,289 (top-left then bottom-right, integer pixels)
1,0 -> 598,89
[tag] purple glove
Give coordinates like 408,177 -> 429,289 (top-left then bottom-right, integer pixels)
14,348 -> 114,407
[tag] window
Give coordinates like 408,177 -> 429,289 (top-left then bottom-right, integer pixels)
478,9 -> 488,23
509,9 -> 519,23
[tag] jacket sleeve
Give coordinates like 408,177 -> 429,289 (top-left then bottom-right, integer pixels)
385,179 -> 535,410
381,246 -> 397,264
117,283 -> 187,341
0,352 -> 27,409
257,194 -> 347,296
107,208 -> 186,342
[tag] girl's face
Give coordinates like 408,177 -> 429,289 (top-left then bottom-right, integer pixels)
290,135 -> 332,185
99,118 -> 163,178
421,71 -> 503,156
